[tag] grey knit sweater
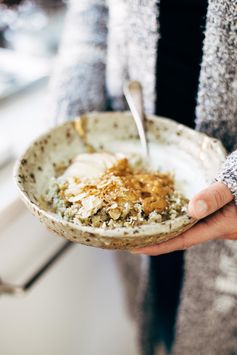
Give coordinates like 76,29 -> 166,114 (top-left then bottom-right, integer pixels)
50,1 -> 237,354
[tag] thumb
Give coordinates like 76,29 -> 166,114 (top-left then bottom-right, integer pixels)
188,182 -> 233,219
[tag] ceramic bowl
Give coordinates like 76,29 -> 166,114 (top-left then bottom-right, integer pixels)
15,112 -> 226,250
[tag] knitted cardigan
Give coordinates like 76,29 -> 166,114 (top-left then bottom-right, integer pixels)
50,1 -> 237,354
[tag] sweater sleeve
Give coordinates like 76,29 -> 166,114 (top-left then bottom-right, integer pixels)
194,0 -> 237,204
48,0 -> 108,124
215,150 -> 237,204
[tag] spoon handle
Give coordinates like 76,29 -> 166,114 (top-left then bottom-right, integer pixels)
124,81 -> 149,158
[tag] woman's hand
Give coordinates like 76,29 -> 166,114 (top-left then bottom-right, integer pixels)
132,182 -> 237,256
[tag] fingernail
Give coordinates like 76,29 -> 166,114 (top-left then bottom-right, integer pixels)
194,200 -> 208,216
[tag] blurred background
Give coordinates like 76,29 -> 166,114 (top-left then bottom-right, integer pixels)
0,1 -> 137,354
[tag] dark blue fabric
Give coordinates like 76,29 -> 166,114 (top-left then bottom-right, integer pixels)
154,0 -> 208,352
156,0 -> 208,127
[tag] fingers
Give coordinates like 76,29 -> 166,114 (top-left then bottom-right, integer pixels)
132,202 -> 237,256
188,182 -> 233,219
130,182 -> 234,256
132,217 -> 219,255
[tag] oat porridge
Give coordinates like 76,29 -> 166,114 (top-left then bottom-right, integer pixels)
44,152 -> 188,228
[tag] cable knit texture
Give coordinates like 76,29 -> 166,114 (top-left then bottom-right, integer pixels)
216,151 -> 237,205
50,1 -> 237,354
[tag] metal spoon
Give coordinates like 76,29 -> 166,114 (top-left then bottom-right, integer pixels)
123,80 -> 149,158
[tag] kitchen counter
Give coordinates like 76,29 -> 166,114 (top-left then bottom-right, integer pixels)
0,206 -> 137,355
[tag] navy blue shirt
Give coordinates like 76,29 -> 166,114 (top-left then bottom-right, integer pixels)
156,0 -> 208,127
154,0 -> 208,352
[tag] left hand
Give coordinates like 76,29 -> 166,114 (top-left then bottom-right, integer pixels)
132,182 -> 237,256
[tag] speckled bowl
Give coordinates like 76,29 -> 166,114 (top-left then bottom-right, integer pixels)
14,112 -> 226,250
